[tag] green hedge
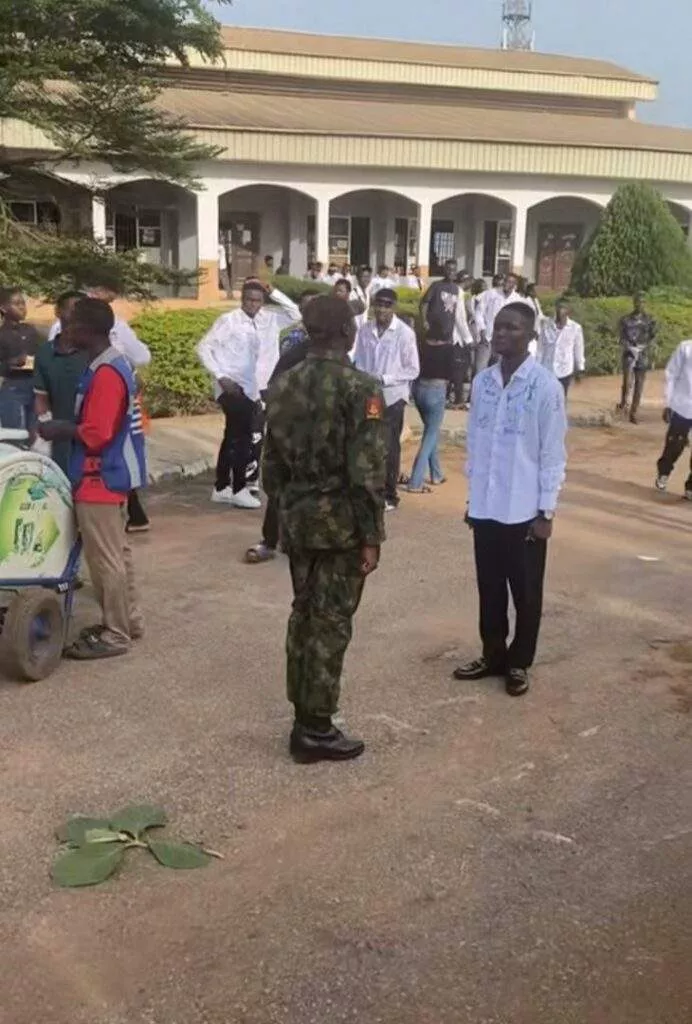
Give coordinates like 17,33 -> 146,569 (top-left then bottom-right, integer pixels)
131,290 -> 692,416
132,308 -> 223,416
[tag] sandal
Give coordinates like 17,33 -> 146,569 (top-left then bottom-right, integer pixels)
429,477 -> 447,486
65,628 -> 129,660
398,473 -> 410,486
404,485 -> 432,494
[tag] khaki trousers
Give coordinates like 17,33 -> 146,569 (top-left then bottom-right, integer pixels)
75,502 -> 143,645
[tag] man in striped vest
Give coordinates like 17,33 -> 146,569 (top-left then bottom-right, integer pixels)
38,297 -> 146,660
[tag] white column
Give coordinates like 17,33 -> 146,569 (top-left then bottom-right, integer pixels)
288,194 -> 308,275
91,195 -> 107,243
316,195 -> 330,266
196,188 -> 220,301
416,198 -> 433,277
196,188 -> 219,262
512,203 -> 528,275
383,200 -> 396,268
473,214 -> 485,278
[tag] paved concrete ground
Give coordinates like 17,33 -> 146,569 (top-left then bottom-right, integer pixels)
147,371 -> 651,481
1,406 -> 691,1024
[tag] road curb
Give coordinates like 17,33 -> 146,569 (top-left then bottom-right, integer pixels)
406,409 -> 613,447
149,455 -> 216,485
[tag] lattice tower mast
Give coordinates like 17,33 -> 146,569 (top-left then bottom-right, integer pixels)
501,0 -> 535,51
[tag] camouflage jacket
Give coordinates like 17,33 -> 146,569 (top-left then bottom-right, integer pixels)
263,350 -> 387,551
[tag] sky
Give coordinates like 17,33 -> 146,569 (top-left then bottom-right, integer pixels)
208,0 -> 692,128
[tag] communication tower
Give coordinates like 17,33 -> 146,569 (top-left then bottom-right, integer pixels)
501,0 -> 535,51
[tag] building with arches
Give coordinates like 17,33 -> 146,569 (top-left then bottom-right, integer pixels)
3,25 -> 692,300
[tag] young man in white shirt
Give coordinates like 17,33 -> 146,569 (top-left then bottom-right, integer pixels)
455,302 -> 567,697
655,339 -> 692,500
350,266 -> 372,329
476,272 -> 521,350
537,298 -> 586,397
197,279 -> 301,509
353,288 -> 419,510
369,265 -> 396,298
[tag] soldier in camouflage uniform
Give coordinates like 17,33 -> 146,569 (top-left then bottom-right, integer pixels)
263,296 -> 388,763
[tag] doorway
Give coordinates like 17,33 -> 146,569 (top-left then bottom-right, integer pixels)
536,224 -> 583,291
221,213 -> 260,289
350,217 -> 370,267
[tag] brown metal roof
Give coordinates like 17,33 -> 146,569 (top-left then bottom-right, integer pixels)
160,87 -> 692,153
219,26 -> 655,84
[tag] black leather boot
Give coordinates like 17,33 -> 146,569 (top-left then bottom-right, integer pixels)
290,721 -> 365,764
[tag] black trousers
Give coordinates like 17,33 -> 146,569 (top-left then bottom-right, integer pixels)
657,412 -> 692,487
385,400 -> 406,503
448,345 -> 471,405
559,374 -> 573,397
472,519 -> 548,670
620,358 -> 646,415
215,391 -> 255,493
247,402 -> 265,487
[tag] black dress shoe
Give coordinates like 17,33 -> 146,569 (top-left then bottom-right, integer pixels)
290,723 -> 365,764
453,656 -> 506,681
506,668 -> 530,697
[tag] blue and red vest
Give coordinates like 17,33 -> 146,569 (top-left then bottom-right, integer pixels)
69,348 -> 147,495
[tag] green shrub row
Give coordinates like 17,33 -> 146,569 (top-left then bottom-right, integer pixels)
132,289 -> 692,416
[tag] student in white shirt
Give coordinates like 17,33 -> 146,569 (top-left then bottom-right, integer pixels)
369,265 -> 396,298
322,264 -> 341,286
406,265 -> 424,290
304,262 -> 325,282
525,282 -> 544,331
476,272 -> 522,348
349,266 -> 372,329
537,299 -> 586,397
353,288 -> 419,510
454,301 -> 567,697
197,279 -> 301,509
655,340 -> 692,500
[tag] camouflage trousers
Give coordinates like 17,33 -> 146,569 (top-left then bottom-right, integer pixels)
286,548 -> 365,722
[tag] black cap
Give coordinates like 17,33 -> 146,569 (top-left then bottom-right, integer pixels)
374,288 -> 397,304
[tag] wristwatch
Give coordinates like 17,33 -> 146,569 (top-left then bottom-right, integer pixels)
538,510 -> 555,521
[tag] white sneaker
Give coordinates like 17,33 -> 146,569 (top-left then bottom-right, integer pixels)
231,487 -> 262,510
655,474 -> 669,492
211,486 -> 235,504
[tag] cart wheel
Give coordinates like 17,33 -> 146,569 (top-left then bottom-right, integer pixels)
0,591 -> 65,682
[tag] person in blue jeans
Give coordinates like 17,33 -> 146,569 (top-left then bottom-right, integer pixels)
406,338 -> 454,492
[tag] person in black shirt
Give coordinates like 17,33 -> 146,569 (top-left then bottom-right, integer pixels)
405,337 -> 455,492
617,293 -> 657,424
421,259 -> 473,409
33,290 -> 87,474
420,258 -> 460,346
0,287 -> 41,432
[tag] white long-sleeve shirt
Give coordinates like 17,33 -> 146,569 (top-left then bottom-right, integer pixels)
350,282 -> 371,329
664,340 -> 692,419
48,316 -> 151,368
475,288 -> 522,340
453,291 -> 473,347
466,356 -> 567,523
353,314 -> 420,406
196,288 -> 300,401
537,317 -> 586,380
